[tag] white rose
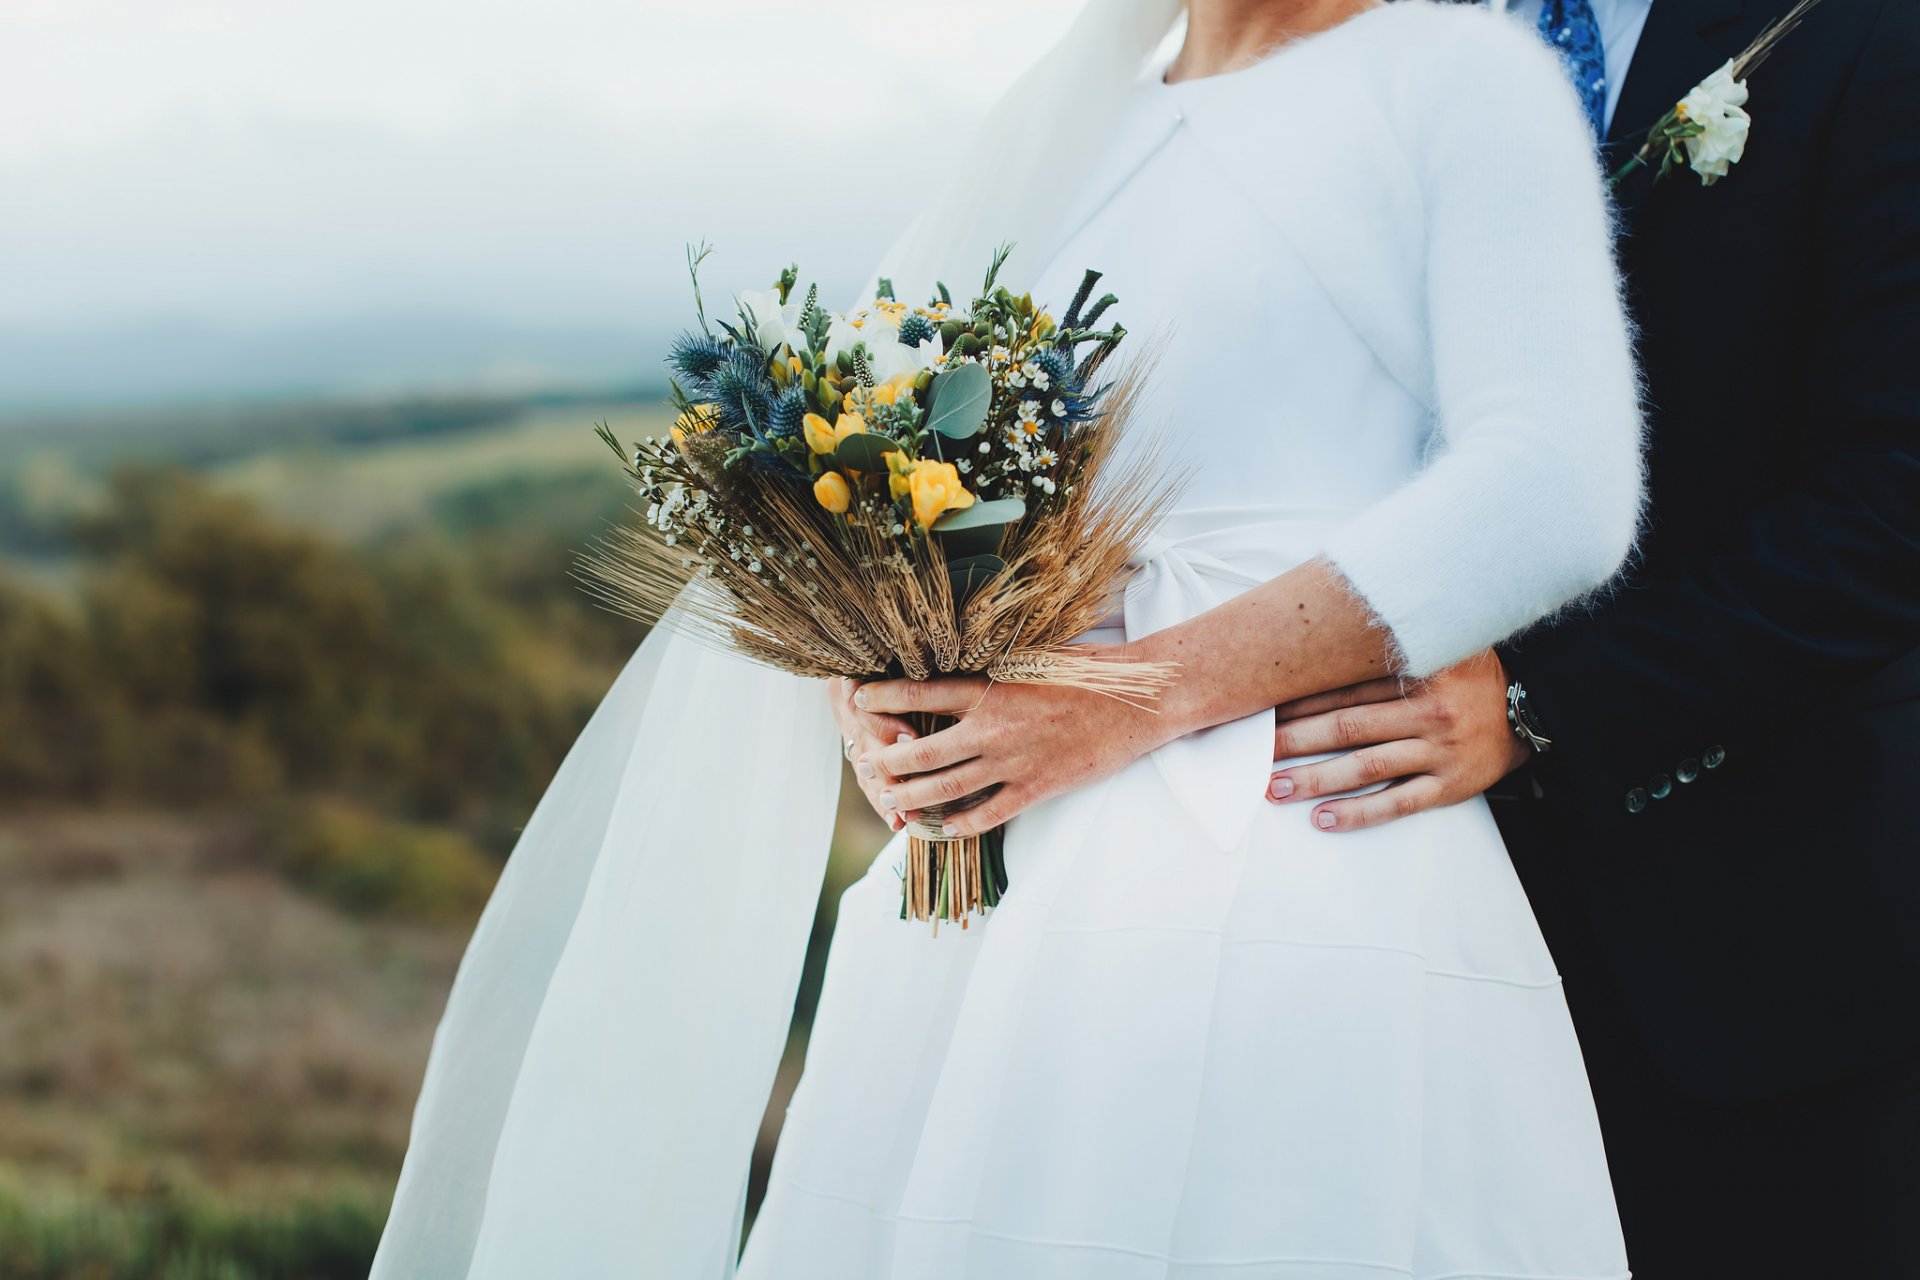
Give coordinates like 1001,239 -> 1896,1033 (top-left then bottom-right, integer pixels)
867,332 -> 944,382
822,310 -> 882,364
1676,61 -> 1751,185
824,309 -> 942,381
738,287 -> 804,355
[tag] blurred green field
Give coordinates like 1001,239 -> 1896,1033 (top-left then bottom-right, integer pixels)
213,402 -> 663,540
0,392 -> 889,1278
0,393 -> 668,554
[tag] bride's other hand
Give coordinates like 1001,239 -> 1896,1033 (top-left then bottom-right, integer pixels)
857,653 -> 1175,838
828,676 -> 919,832
1264,650 -> 1528,831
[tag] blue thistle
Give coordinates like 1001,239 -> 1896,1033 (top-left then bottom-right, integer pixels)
668,331 -> 730,385
1055,389 -> 1102,427
897,313 -> 934,347
766,386 -> 807,441
1033,348 -> 1074,389
706,348 -> 776,437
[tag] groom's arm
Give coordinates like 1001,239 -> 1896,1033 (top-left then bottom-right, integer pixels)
1265,0 -> 1920,833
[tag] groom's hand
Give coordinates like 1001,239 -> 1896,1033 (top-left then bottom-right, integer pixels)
1265,649 -> 1530,831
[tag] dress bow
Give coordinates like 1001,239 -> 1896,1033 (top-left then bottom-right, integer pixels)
1120,508 -> 1345,853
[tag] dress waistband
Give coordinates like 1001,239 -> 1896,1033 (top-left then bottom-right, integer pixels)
1117,506 -> 1351,853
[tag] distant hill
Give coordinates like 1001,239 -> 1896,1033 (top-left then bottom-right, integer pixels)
0,316 -> 676,414
0,387 -> 671,562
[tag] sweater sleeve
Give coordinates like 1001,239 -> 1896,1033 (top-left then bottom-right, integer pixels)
1319,10 -> 1644,677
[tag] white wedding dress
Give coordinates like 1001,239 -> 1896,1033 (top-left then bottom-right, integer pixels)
372,6 -> 1640,1279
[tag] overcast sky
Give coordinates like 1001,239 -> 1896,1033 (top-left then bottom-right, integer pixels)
0,0 -> 1082,406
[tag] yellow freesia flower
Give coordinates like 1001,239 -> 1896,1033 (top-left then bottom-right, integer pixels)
806,411 -> 869,459
813,471 -> 851,514
904,458 -> 974,530
883,450 -> 912,501
855,371 -> 919,411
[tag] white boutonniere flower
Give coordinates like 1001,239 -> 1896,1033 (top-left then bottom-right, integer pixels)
1609,0 -> 1823,192
1611,59 -> 1752,189
1673,62 -> 1751,183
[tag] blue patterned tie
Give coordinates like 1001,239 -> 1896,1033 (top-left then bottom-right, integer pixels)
1538,0 -> 1608,137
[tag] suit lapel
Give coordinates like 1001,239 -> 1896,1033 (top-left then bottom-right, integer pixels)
1606,0 -> 1748,218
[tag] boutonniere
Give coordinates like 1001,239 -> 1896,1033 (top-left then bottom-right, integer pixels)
1609,0 -> 1822,190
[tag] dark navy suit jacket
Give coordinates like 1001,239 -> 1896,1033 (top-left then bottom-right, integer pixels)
1494,0 -> 1920,1103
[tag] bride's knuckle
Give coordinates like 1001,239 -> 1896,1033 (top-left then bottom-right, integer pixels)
1357,751 -> 1390,784
1333,711 -> 1366,744
935,772 -> 968,803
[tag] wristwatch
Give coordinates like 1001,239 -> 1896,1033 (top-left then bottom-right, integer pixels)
1506,680 -> 1552,754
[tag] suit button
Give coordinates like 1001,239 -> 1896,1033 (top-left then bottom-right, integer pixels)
1625,787 -> 1649,814
1703,745 -> 1726,769
1676,759 -> 1700,783
1649,774 -> 1673,799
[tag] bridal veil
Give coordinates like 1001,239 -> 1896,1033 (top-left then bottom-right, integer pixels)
370,4 -> 1186,1275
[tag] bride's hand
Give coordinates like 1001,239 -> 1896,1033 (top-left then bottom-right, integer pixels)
854,655 -> 1176,837
828,676 -> 919,832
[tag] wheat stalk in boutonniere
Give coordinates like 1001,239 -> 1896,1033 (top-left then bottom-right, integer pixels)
580,246 -> 1186,932
1610,0 -> 1825,189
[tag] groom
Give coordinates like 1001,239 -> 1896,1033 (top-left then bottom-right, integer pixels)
1266,0 -> 1920,1274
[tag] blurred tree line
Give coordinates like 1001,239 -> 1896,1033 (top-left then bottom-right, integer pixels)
0,434 -> 656,1277
0,466 -> 637,894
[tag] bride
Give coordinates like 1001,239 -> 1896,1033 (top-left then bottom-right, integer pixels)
373,0 -> 1643,1276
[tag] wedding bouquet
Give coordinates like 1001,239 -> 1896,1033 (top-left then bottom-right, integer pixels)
583,246 -> 1182,929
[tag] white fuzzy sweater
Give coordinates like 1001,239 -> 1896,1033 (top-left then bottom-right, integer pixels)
1309,2 -> 1645,674
1036,1 -> 1644,678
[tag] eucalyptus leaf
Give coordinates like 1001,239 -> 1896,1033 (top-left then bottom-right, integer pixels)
945,553 -> 1008,607
931,496 -> 1026,533
833,432 -> 903,472
924,362 -> 991,439
933,522 -> 1002,558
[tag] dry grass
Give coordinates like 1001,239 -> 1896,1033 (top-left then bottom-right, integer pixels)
0,792 -> 893,1272
0,811 -> 468,1208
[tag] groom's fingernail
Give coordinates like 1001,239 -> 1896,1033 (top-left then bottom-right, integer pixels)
856,761 -> 875,780
880,789 -> 897,808
1269,777 -> 1294,801
853,689 -> 869,710
1316,811 -> 1338,830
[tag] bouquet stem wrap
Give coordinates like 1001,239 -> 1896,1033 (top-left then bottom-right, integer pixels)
898,713 -> 1010,929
